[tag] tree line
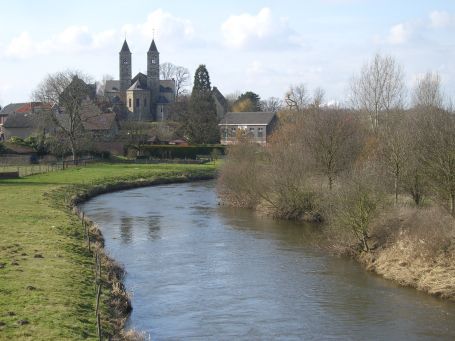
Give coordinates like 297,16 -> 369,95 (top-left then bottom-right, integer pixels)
219,53 -> 455,254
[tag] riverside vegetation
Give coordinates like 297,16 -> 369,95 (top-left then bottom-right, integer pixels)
218,55 -> 455,300
0,163 -> 216,340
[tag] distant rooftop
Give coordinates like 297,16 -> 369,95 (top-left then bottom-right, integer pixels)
218,112 -> 276,126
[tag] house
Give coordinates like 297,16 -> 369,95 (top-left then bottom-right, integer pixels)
57,100 -> 119,141
218,112 -> 277,145
1,102 -> 53,140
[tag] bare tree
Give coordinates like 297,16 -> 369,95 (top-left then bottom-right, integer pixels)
160,62 -> 190,99
96,74 -> 114,97
351,53 -> 405,131
311,87 -> 325,109
160,62 -> 176,80
32,70 -> 94,161
304,108 -> 364,190
418,108 -> 455,216
261,97 -> 283,112
377,111 -> 410,205
412,72 -> 444,109
284,84 -> 309,112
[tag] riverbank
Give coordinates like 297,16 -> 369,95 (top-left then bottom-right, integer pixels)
0,163 -> 216,340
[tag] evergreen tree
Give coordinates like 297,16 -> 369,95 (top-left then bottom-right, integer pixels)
182,65 -> 219,144
232,91 -> 261,112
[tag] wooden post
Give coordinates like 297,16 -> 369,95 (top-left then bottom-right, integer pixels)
97,312 -> 102,341
95,284 -> 101,316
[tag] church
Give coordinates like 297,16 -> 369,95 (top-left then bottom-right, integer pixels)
104,39 -> 176,121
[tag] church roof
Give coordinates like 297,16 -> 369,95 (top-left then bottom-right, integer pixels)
131,73 -> 149,90
105,80 -> 120,92
148,39 -> 158,52
120,40 -> 131,53
127,80 -> 147,91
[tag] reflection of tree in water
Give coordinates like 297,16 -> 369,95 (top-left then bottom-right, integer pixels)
120,216 -> 134,244
147,215 -> 162,241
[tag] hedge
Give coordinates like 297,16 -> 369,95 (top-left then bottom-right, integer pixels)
140,145 -> 225,159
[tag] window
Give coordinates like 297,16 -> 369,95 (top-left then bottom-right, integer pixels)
136,98 -> 140,108
144,98 -> 147,107
258,127 -> 263,138
128,98 -> 131,108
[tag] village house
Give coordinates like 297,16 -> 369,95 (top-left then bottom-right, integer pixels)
218,112 -> 277,145
0,102 -> 53,140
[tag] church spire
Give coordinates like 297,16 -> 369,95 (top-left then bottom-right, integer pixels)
148,39 -> 158,52
120,39 -> 131,53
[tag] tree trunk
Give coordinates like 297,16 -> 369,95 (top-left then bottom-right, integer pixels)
451,194 -> 455,217
394,175 -> 398,206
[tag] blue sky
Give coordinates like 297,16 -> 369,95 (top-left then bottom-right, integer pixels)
1,0 -> 454,106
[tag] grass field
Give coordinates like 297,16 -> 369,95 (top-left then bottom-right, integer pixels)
0,163 -> 216,340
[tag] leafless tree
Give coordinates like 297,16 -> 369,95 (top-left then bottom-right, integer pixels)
261,97 -> 283,112
284,84 -> 310,112
377,111 -> 410,205
160,62 -> 190,99
32,70 -> 94,161
304,108 -> 364,190
312,87 -> 325,109
96,74 -> 114,97
351,53 -> 405,131
412,72 -> 444,109
417,108 -> 455,216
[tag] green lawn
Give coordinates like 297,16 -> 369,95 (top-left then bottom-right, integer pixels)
0,163 -> 216,340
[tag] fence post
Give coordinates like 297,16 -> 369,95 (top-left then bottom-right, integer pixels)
95,283 -> 101,316
97,312 -> 102,341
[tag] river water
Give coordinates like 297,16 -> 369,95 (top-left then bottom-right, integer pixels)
80,181 -> 455,340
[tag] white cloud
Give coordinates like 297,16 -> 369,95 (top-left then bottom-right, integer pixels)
4,26 -> 117,59
429,10 -> 453,28
122,9 -> 196,48
221,8 -> 303,49
387,23 -> 413,45
3,9 -> 196,60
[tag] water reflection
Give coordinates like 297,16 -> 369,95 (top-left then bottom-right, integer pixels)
120,216 -> 133,244
81,181 -> 455,340
147,216 -> 161,241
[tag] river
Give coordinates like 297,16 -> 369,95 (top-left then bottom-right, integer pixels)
80,180 -> 455,340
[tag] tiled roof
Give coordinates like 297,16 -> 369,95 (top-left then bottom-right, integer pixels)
0,103 -> 27,116
83,112 -> 117,131
128,80 -> 147,91
131,73 -> 148,90
3,112 -> 36,128
105,80 -> 120,92
218,112 -> 276,125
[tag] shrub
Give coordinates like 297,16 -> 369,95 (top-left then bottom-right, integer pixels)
141,145 -> 225,160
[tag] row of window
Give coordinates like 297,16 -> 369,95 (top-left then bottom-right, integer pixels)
221,127 -> 264,138
128,98 -> 147,109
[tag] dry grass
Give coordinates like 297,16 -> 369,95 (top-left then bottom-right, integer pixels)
362,206 -> 455,300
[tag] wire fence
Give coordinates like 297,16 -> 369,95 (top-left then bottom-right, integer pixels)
0,159 -> 95,178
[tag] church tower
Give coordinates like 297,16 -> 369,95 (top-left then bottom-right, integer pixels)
147,39 -> 160,119
119,40 -> 132,96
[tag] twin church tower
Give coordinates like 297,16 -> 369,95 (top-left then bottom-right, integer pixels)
106,39 -> 175,121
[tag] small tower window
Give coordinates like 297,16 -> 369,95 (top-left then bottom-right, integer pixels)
136,98 -> 140,108
152,59 -> 156,64
144,98 -> 147,107
128,98 -> 131,108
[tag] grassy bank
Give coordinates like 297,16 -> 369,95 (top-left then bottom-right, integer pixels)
0,163 -> 216,340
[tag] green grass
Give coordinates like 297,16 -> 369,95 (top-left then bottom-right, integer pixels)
0,163 -> 216,340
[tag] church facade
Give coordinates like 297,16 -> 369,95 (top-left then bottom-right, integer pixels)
105,39 -> 175,121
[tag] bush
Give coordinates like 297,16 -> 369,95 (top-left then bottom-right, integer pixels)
141,145 -> 225,159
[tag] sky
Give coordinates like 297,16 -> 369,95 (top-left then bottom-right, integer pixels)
0,0 -> 454,106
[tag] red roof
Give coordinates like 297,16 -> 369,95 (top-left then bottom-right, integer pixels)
15,102 -> 52,114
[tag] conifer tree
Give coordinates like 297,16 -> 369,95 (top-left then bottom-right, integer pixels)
182,65 -> 219,144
